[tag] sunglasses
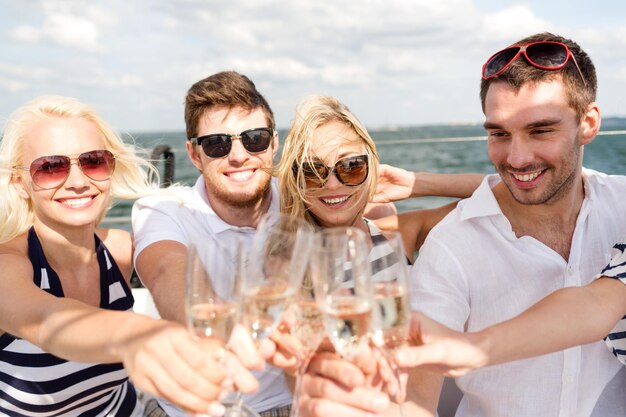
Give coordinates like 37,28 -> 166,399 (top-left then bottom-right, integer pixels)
482,41 -> 586,86
190,127 -> 273,158
13,149 -> 115,190
294,155 -> 369,188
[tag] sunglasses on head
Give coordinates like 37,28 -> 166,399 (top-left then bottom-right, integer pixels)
293,154 -> 369,188
190,127 -> 273,158
482,41 -> 587,86
13,149 -> 116,190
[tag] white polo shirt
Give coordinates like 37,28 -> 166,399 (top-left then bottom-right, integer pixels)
410,170 -> 626,417
132,176 -> 291,415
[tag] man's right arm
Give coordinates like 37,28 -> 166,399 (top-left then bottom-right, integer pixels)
135,240 -> 188,323
395,278 -> 626,375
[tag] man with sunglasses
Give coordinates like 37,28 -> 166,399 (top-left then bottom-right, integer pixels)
131,71 -> 292,417
297,33 -> 626,417
402,32 -> 626,417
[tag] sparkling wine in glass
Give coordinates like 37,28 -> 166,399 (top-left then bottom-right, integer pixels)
311,227 -> 374,360
185,241 -> 259,417
286,268 -> 325,417
369,230 -> 411,416
242,212 -> 314,343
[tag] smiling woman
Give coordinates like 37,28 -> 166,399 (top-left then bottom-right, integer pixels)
0,96 -> 266,417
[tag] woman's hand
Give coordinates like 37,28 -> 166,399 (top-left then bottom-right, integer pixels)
120,321 -> 263,416
297,349 -> 391,417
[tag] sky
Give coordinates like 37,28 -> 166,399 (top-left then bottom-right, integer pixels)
1,0 -> 625,132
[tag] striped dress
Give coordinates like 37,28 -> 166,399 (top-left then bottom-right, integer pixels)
0,228 -> 141,417
599,239 -> 626,365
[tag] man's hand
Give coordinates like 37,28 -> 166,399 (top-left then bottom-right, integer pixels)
394,312 -> 489,377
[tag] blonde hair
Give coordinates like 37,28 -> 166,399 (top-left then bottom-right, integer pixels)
0,95 -> 158,243
276,95 -> 379,226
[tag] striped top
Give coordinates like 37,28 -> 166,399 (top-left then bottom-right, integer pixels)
0,228 -> 140,417
599,239 -> 626,365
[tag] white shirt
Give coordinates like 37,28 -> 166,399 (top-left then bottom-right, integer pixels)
132,176 -> 291,415
410,170 -> 626,417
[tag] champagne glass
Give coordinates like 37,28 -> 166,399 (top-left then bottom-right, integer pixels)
185,241 -> 259,417
369,231 -> 411,416
241,212 -> 314,343
311,227 -> 374,360
239,212 -> 314,415
285,264 -> 325,417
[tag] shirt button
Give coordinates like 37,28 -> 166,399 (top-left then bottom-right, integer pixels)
565,375 -> 574,383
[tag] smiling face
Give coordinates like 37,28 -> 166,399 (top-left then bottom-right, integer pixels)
187,106 -> 277,211
484,79 -> 592,206
304,120 -> 370,228
15,117 -> 112,230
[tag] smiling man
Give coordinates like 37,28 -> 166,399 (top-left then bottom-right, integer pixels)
295,33 -> 626,417
401,32 -> 626,417
132,71 -> 292,417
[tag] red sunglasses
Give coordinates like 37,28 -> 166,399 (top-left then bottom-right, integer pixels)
482,41 -> 586,86
13,149 -> 116,190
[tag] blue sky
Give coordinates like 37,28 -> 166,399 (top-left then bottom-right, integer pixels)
1,0 -> 625,132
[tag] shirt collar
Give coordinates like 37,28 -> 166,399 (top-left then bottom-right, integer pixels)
459,174 -> 503,221
193,175 -> 277,235
460,168 -> 600,222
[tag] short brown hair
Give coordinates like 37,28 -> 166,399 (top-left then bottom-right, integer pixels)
184,71 -> 275,139
479,33 -> 597,120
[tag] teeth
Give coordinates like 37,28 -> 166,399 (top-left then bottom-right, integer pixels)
513,171 -> 541,182
60,197 -> 92,207
322,196 -> 349,205
228,170 -> 254,181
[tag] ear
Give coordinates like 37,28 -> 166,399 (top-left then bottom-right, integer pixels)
11,172 -> 31,200
185,140 -> 204,172
579,103 -> 600,146
271,130 -> 279,158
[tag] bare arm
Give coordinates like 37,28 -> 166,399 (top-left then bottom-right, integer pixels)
480,277 -> 626,365
396,278 -> 626,376
372,164 -> 483,203
134,240 -> 188,323
0,251 -> 266,415
373,202 -> 457,258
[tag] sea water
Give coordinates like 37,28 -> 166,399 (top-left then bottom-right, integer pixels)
104,119 -> 626,230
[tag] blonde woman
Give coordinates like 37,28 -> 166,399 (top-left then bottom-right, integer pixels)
0,96 -> 265,417
276,94 -> 482,253
273,95 -> 482,416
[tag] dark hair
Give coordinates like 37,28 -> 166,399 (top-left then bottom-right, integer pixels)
480,32 -> 597,120
184,71 -> 275,139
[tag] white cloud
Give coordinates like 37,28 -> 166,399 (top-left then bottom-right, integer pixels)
1,0 -> 626,131
0,77 -> 28,92
8,13 -> 100,51
7,1 -> 114,52
477,5 -> 554,43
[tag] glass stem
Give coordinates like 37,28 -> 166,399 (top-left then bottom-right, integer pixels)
393,363 -> 404,417
232,391 -> 243,415
289,353 -> 311,417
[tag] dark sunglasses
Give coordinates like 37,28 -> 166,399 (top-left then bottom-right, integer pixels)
190,127 -> 273,158
482,41 -> 586,86
13,149 -> 115,190
293,155 -> 369,188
